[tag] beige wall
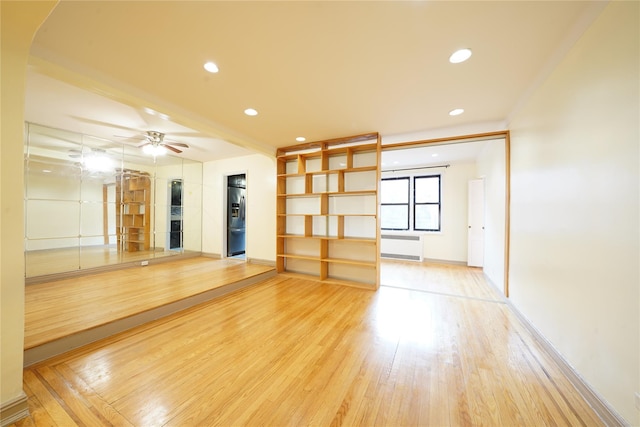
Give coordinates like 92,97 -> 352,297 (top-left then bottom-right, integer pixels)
508,1 -> 639,424
0,0 -> 58,412
382,161 -> 478,263
476,139 -> 506,291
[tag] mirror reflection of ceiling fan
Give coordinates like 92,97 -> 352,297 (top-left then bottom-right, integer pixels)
70,116 -> 191,155
138,130 -> 189,154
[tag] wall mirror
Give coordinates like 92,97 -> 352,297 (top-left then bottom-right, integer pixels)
24,122 -> 203,279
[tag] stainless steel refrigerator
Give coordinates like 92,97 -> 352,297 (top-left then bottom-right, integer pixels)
227,174 -> 246,257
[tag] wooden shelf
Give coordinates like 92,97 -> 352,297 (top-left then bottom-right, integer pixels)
277,254 -> 376,267
277,234 -> 377,244
116,169 -> 151,253
277,213 -> 376,217
277,165 -> 378,178
277,191 -> 376,198
276,132 -> 381,289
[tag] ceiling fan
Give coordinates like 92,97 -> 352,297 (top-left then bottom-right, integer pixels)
138,130 -> 189,154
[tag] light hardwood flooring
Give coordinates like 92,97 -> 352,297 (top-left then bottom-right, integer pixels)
13,260 -> 603,426
25,257 -> 273,350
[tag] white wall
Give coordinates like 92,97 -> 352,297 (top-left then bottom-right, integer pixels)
25,173 -> 106,250
154,162 -> 203,252
202,153 -> 276,263
382,161 -> 477,263
476,139 -> 506,291
429,161 -> 477,262
508,2 -> 639,424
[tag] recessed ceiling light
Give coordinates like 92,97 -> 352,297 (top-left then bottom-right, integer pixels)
296,137 -> 306,142
449,108 -> 465,116
204,61 -> 219,73
244,108 -> 258,116
449,48 -> 472,64
42,169 -> 51,173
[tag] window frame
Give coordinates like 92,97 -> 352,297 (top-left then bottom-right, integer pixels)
413,174 -> 441,232
380,176 -> 410,231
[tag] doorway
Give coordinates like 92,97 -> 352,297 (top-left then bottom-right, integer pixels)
168,179 -> 183,251
226,174 -> 246,258
381,131 -> 509,295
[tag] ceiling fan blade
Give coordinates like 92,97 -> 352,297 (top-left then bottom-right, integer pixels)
167,142 -> 189,148
114,133 -> 145,139
70,116 -> 140,132
164,144 -> 182,154
137,142 -> 151,148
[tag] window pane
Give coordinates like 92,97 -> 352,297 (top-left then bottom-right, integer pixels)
415,176 -> 439,203
381,178 -> 409,203
381,205 -> 409,230
415,204 -> 440,231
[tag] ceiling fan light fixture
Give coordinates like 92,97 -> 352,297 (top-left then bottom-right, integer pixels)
204,61 -> 219,73
143,144 -> 168,156
83,153 -> 113,172
449,48 -> 472,64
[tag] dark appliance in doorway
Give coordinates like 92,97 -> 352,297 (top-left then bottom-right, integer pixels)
227,174 -> 246,257
170,179 -> 183,250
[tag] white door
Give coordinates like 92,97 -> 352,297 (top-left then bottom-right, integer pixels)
468,179 -> 484,267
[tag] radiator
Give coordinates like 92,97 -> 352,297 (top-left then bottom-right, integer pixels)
380,234 -> 423,261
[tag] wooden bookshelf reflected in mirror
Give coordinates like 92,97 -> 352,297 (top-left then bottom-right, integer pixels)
116,169 -> 151,252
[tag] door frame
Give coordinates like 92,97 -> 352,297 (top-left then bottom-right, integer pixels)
166,178 -> 183,251
382,130 -> 511,296
222,171 -> 248,260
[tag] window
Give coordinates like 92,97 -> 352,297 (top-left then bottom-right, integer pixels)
380,174 -> 441,232
381,177 -> 409,230
414,175 -> 441,231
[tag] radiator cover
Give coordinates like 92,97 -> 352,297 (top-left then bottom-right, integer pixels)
380,234 -> 423,262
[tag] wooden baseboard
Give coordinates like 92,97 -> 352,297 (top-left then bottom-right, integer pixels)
483,274 -> 629,427
0,393 -> 29,427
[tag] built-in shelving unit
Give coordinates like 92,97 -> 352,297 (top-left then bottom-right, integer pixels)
116,169 -> 151,252
276,132 -> 381,289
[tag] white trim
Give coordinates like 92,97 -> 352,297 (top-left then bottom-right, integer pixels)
246,258 -> 276,267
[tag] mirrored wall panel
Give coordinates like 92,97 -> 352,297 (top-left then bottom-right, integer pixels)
24,123 -> 203,278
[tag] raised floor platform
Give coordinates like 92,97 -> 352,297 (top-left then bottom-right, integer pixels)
24,257 -> 276,366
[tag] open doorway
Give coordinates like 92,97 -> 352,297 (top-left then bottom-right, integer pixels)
168,179 -> 183,251
380,132 -> 509,295
226,174 -> 246,259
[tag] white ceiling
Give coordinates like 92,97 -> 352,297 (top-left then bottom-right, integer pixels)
25,1 -> 606,165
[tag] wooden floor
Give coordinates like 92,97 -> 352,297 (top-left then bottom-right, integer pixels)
25,257 -> 273,352
13,260 -> 604,426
